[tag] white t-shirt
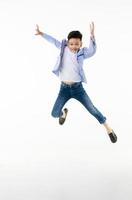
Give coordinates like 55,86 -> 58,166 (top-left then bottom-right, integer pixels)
59,47 -> 81,82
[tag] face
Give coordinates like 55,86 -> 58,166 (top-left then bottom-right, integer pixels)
67,38 -> 82,53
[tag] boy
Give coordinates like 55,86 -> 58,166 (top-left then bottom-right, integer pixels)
35,23 -> 117,143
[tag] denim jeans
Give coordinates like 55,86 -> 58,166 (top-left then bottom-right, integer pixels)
51,82 -> 106,124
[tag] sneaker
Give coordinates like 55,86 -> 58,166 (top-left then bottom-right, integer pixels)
108,131 -> 117,143
59,108 -> 68,125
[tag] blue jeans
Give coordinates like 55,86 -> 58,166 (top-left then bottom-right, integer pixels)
51,82 -> 106,124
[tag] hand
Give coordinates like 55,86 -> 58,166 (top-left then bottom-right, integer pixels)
90,22 -> 95,39
35,24 -> 43,36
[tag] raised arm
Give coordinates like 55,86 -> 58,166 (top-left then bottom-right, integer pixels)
83,22 -> 97,58
35,24 -> 61,49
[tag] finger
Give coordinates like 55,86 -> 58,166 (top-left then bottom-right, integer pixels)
36,24 -> 39,30
92,22 -> 94,31
91,22 -> 94,32
90,24 -> 93,34
90,23 -> 91,31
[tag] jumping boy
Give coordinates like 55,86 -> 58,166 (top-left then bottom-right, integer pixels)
35,23 -> 117,143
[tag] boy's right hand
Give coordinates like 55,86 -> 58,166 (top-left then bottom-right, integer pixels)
35,24 -> 43,36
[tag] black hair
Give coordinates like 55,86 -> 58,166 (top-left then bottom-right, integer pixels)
67,31 -> 82,41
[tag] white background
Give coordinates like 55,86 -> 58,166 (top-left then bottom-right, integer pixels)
0,0 -> 132,199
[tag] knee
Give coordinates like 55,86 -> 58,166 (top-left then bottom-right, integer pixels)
89,106 -> 97,115
51,110 -> 59,118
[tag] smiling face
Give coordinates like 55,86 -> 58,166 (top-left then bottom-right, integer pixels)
67,38 -> 82,53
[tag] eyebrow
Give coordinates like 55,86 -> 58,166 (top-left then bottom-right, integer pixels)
69,42 -> 80,44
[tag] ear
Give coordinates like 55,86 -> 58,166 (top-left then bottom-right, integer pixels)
80,41 -> 82,47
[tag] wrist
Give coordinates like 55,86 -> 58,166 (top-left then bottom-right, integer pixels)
90,35 -> 95,40
40,31 -> 44,36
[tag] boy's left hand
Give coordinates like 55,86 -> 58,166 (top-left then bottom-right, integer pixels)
35,24 -> 43,36
90,22 -> 95,39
